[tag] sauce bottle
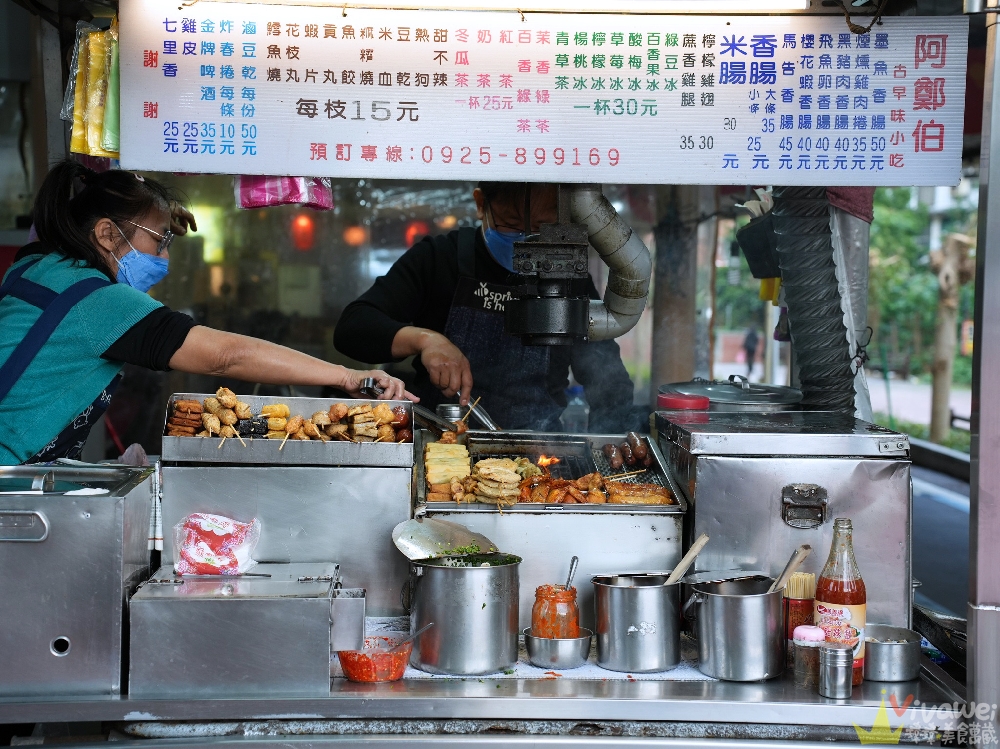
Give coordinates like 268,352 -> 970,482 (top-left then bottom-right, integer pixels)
814,517 -> 866,686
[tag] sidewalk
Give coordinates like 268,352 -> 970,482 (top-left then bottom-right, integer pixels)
867,375 -> 971,427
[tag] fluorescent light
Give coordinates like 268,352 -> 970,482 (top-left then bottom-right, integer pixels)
208,0 -> 809,11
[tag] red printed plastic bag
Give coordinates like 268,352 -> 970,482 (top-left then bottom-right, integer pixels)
173,513 -> 261,576
234,175 -> 333,210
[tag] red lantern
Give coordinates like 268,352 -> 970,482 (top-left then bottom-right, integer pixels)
291,213 -> 315,251
404,220 -> 431,247
342,225 -> 368,247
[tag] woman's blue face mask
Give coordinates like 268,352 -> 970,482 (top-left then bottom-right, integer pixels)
111,223 -> 170,292
482,207 -> 525,272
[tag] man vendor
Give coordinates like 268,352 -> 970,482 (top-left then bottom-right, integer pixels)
334,182 -> 640,432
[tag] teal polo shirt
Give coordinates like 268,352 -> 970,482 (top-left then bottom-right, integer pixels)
0,253 -> 162,464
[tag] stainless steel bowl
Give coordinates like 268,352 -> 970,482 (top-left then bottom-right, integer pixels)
523,628 -> 593,670
864,624 -> 922,682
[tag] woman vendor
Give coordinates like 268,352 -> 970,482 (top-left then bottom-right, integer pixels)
0,161 -> 414,465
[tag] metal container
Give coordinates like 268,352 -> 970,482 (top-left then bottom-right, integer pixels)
523,627 -> 593,669
161,394 -> 413,467
864,624 -> 922,682
819,642 -> 855,698
408,553 -> 521,675
659,376 -> 803,413
436,404 -> 465,422
422,432 -> 686,631
659,411 -> 911,628
688,576 -> 785,681
159,465 -> 410,616
0,464 -> 153,697
592,573 -> 680,673
129,563 -> 362,698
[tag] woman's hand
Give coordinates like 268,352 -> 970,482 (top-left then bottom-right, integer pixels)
169,201 -> 198,236
341,369 -> 418,402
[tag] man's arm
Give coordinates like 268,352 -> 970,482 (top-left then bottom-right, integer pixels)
334,238 -> 437,364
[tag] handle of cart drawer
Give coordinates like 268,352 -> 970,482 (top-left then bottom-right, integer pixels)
0,510 -> 49,541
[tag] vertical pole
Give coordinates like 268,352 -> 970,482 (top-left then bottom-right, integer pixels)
970,0 -> 1000,726
650,186 -> 699,397
29,8 -> 66,192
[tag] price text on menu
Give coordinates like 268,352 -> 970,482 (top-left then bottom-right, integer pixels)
119,1 -> 968,185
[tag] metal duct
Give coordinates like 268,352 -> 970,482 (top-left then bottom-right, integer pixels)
569,185 -> 653,341
771,187 -> 857,414
830,207 -> 874,421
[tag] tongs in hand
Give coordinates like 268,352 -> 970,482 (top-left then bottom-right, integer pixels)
359,377 -> 456,435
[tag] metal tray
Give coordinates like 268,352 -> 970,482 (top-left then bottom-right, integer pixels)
416,431 -> 686,513
161,394 -> 413,467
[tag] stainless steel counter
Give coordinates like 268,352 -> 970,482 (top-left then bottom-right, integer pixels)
0,669 -> 963,733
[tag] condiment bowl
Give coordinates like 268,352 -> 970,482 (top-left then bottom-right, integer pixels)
338,641 -> 413,683
864,624 -> 921,682
523,627 -> 593,669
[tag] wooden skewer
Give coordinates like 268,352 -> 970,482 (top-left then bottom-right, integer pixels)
235,432 -> 247,447
218,436 -> 227,449
460,396 -> 482,424
604,468 -> 648,481
279,432 -> 291,451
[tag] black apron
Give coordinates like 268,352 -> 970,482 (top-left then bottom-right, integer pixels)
435,228 -> 563,431
0,257 -> 117,464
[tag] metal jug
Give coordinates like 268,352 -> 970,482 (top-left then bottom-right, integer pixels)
592,573 -> 680,673
408,554 -> 521,676
686,576 -> 785,681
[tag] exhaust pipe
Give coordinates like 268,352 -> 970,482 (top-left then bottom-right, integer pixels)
569,185 -> 653,341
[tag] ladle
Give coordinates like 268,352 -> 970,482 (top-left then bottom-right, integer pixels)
665,533 -> 710,585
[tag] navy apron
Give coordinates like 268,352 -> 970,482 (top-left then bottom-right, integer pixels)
0,257 -> 117,464
438,228 -> 563,431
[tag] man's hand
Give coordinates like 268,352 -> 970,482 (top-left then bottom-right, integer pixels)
169,201 -> 198,236
419,332 -> 473,404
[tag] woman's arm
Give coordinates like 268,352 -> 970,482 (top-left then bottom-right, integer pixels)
168,326 -> 416,401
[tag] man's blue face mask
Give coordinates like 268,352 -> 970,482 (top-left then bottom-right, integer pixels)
482,205 -> 525,273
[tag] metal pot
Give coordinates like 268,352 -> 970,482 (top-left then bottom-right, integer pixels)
659,375 -> 802,413
686,576 -> 785,681
592,573 -> 680,673
408,554 -> 520,675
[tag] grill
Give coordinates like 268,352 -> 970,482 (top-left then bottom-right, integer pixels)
591,443 -> 671,489
466,435 -> 596,481
417,431 -> 686,511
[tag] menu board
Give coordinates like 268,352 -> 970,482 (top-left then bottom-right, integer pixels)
119,1 -> 967,185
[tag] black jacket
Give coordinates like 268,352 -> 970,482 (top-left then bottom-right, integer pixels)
334,229 -> 639,433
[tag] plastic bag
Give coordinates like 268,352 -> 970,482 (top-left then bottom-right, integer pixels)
234,175 -> 334,210
61,21 -> 98,122
70,28 -> 118,158
173,513 -> 261,576
100,24 -> 120,154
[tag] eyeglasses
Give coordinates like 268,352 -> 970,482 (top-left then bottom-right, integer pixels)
124,219 -> 174,256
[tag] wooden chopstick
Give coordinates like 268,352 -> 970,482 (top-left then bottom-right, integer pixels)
460,396 -> 482,424
603,468 -> 648,481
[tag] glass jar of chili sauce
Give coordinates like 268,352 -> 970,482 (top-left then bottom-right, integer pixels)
814,518 -> 867,686
531,584 -> 580,639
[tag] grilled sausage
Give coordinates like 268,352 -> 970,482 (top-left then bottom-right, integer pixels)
619,442 -> 635,466
642,452 -> 654,468
395,428 -> 413,443
603,443 -> 624,471
626,432 -> 648,460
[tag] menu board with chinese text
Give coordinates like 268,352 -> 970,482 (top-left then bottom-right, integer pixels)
119,1 -> 968,185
